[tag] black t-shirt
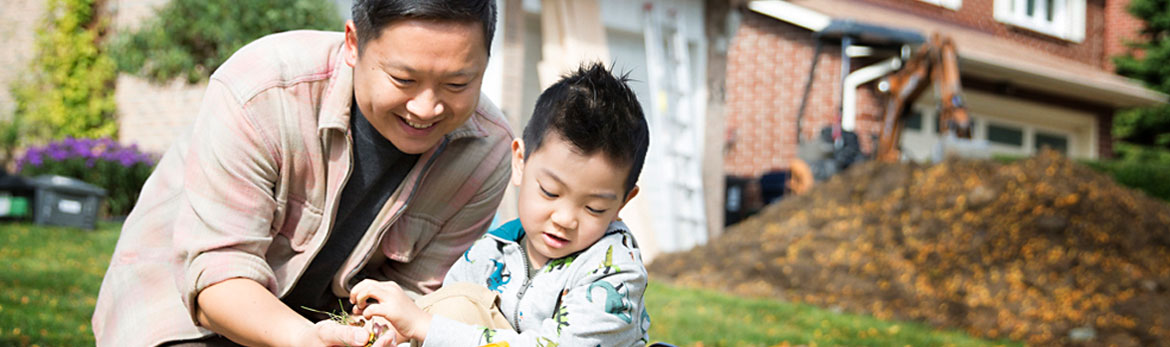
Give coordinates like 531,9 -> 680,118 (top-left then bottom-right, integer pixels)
281,101 -> 419,319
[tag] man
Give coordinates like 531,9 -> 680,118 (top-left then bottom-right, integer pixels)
92,1 -> 512,346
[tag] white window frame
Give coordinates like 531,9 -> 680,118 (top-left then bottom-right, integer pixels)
918,0 -> 961,10
994,0 -> 1085,42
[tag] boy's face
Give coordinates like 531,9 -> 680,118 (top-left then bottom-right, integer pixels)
510,135 -> 639,268
344,18 -> 488,154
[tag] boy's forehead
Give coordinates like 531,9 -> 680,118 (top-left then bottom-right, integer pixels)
530,137 -> 630,195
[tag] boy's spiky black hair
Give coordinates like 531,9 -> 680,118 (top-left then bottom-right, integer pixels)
522,62 -> 649,195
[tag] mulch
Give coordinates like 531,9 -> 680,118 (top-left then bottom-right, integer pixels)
648,150 -> 1170,346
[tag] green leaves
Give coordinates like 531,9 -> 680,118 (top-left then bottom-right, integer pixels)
108,0 -> 342,84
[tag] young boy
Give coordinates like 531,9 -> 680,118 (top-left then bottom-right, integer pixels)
350,62 -> 652,346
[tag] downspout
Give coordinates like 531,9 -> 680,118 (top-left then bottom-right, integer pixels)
842,57 -> 902,131
837,35 -> 853,129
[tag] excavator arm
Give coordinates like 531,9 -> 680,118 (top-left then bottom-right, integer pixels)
876,33 -> 973,162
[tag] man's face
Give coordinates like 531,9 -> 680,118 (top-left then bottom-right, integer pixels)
510,135 -> 638,268
344,19 -> 488,154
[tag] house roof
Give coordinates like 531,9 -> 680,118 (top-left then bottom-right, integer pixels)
748,0 -> 1167,108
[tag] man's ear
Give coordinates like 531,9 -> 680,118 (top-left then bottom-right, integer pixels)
344,20 -> 359,68
510,139 -> 526,186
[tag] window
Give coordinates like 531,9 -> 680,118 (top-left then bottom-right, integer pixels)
918,0 -> 961,10
905,110 -> 924,131
1034,131 -> 1069,154
994,0 -> 1085,41
987,123 -> 1024,147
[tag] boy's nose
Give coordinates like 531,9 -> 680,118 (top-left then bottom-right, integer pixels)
550,208 -> 577,231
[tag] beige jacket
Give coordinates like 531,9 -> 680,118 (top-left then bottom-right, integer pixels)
92,30 -> 513,346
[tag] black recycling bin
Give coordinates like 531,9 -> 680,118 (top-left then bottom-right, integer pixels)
29,175 -> 106,229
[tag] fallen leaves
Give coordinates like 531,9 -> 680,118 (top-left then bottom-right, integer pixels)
650,150 -> 1170,346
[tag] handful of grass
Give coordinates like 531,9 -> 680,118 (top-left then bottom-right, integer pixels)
302,301 -> 384,347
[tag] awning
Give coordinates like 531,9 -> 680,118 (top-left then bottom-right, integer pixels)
748,0 -> 1167,108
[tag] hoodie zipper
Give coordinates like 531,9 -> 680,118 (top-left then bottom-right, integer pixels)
512,235 -> 535,329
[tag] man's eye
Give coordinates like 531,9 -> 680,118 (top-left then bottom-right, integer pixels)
391,76 -> 414,84
447,83 -> 469,89
539,186 -> 558,198
586,206 -> 607,214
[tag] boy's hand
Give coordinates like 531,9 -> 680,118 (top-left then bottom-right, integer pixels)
363,316 -> 399,347
350,280 -> 433,342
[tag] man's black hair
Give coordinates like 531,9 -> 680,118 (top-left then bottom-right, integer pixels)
352,0 -> 496,55
522,62 -> 650,195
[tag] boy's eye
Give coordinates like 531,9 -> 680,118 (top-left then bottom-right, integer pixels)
447,82 -> 469,90
586,206 -> 607,214
539,186 -> 558,198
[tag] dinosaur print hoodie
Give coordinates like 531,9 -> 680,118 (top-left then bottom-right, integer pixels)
424,219 -> 650,346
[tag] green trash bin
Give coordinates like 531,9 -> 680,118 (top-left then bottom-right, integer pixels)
0,174 -> 34,220
0,193 -> 30,217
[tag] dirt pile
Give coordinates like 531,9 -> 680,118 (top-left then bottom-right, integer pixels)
649,151 -> 1170,346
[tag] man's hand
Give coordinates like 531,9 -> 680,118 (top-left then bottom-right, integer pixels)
350,280 -> 433,342
196,278 -> 375,347
294,319 -> 378,347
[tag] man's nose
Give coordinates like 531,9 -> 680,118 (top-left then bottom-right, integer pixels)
406,88 -> 444,119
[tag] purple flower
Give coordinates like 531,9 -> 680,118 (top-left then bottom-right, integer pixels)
16,136 -> 158,173
47,147 -> 68,161
117,151 -> 137,167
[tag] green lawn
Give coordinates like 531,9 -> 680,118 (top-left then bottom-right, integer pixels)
0,223 -> 1019,346
0,222 -> 120,346
646,282 -> 1020,346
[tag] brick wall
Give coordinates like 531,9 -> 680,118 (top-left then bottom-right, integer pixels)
724,11 -> 888,177
862,0 -> 1109,68
0,0 -> 48,120
1103,0 -> 1143,71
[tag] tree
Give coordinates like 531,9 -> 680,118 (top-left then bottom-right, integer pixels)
1113,0 -> 1170,150
11,0 -> 119,143
109,0 -> 342,84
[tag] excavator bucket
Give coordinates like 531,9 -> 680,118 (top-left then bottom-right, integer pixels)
931,133 -> 990,162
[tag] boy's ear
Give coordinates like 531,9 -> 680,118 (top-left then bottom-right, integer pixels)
618,185 -> 639,211
344,20 -> 359,68
510,139 -> 526,186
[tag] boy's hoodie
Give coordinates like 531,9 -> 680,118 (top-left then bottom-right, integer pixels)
425,219 -> 650,346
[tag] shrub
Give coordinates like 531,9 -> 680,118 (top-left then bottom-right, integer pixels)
1083,159 -> 1170,202
110,0 -> 342,84
16,137 -> 156,217
11,0 -> 118,142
